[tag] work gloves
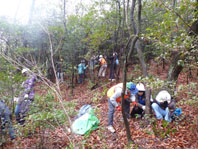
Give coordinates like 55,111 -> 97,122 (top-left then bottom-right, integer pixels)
133,101 -> 146,110
116,106 -> 121,111
132,101 -> 138,106
142,106 -> 145,110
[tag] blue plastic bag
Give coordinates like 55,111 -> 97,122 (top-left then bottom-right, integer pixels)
173,108 -> 182,116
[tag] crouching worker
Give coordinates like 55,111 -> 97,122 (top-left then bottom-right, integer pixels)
106,82 -> 138,133
151,90 -> 176,122
15,68 -> 36,125
0,100 -> 15,140
131,83 -> 146,118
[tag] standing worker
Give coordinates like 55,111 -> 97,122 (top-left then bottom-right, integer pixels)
78,60 -> 87,84
56,61 -> 62,81
108,52 -> 118,81
98,55 -> 107,78
106,82 -> 138,133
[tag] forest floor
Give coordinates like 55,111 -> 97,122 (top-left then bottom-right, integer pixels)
5,61 -> 198,149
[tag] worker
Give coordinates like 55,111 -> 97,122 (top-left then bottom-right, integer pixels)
151,90 -> 176,122
131,83 -> 147,118
15,68 -> 36,125
98,55 -> 107,78
106,82 -> 138,133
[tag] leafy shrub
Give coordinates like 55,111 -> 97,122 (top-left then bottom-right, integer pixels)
17,90 -> 77,137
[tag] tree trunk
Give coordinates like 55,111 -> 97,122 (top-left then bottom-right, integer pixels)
136,0 -> 148,77
114,0 -> 121,52
130,0 -> 148,77
191,20 -> 198,35
137,0 -> 142,34
127,36 -> 138,62
162,58 -> 165,70
121,21 -> 139,144
131,0 -> 137,34
167,52 -> 184,81
71,62 -> 74,96
122,0 -> 126,39
125,0 -> 132,34
145,88 -> 151,114
121,56 -> 134,145
136,40 -> 148,77
173,0 -> 176,9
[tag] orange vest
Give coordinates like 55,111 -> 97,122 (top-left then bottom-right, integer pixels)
107,83 -> 130,103
100,58 -> 106,65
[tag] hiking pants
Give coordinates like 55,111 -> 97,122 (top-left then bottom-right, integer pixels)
109,64 -> 115,80
131,106 -> 144,118
108,99 -> 130,126
15,100 -> 33,125
151,103 -> 171,122
98,64 -> 107,77
78,74 -> 84,84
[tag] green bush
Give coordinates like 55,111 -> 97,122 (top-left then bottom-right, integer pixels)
16,90 -> 77,137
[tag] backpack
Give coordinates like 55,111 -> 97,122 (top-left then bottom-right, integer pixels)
107,83 -> 123,98
100,58 -> 107,65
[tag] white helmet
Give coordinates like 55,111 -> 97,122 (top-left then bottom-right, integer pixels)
22,68 -> 29,74
99,55 -> 103,58
156,90 -> 171,103
136,83 -> 145,91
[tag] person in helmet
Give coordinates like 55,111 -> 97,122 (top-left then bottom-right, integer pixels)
98,55 -> 107,78
15,68 -> 36,125
106,82 -> 138,133
131,83 -> 146,118
151,90 -> 176,122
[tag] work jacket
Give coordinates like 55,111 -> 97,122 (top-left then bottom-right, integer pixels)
107,83 -> 135,107
18,75 -> 36,104
99,58 -> 107,66
135,94 -> 146,109
78,63 -> 87,74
